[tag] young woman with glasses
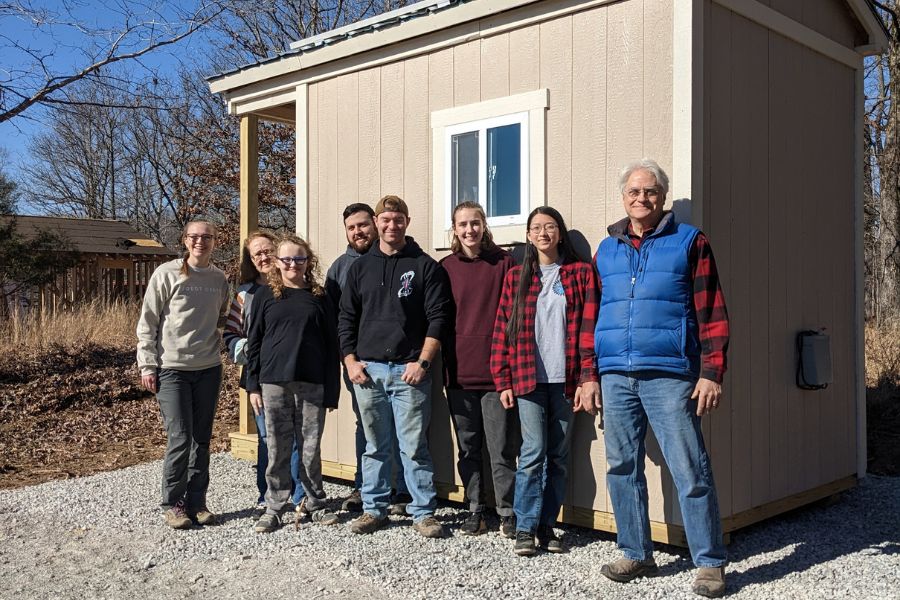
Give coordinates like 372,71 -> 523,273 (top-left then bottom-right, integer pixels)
490,206 -> 601,556
245,235 -> 341,532
136,220 -> 231,529
224,231 -> 305,515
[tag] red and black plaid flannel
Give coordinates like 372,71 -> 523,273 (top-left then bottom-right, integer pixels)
592,223 -> 730,383
490,261 -> 600,398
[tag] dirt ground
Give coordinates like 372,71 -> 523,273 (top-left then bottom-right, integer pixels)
0,343 -> 240,490
1,343 -> 899,490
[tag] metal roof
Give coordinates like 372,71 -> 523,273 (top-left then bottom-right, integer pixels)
207,0 -> 470,83
3,215 -> 179,257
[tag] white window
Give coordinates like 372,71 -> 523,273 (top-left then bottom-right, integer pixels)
431,89 -> 549,247
444,112 -> 529,229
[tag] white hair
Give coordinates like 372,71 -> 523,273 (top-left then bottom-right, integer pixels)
618,158 -> 670,196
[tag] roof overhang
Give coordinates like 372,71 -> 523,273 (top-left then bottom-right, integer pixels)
208,0 -> 890,116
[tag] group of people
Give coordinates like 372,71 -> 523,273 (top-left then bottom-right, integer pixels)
136,159 -> 730,598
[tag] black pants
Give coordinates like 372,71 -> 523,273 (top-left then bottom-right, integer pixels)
447,389 -> 521,516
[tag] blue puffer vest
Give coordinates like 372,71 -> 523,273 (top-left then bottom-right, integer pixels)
594,213 -> 701,377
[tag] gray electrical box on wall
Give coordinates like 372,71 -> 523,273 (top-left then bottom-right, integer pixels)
796,330 -> 833,390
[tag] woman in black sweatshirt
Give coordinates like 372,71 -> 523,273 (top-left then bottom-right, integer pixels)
246,234 -> 340,532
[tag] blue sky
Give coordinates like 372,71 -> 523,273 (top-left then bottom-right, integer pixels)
0,1 -> 213,183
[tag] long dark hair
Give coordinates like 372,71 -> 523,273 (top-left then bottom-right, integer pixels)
506,206 -> 582,339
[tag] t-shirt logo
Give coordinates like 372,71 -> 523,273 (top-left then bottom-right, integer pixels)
552,278 -> 564,295
398,271 -> 415,298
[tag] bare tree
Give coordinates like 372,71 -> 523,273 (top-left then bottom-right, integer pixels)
208,0 -> 412,65
0,0 -> 221,123
867,2 -> 900,324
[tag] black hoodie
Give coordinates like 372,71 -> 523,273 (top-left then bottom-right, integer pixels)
338,237 -> 451,363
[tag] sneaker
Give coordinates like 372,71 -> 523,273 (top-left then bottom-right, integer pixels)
189,505 -> 218,526
311,508 -> 339,526
692,566 -> 726,598
389,492 -> 412,516
412,516 -> 446,539
342,489 -> 363,512
350,512 -> 388,535
600,557 -> 659,583
514,530 -> 536,556
499,515 -> 517,539
536,525 -> 563,553
163,501 -> 192,530
459,511 -> 487,536
254,512 -> 282,533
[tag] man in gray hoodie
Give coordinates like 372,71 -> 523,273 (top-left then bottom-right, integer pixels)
325,203 -> 410,513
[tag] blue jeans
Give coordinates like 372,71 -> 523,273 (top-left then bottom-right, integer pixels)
347,370 -> 407,495
353,361 -> 436,521
514,383 -> 573,533
601,371 -> 726,567
255,411 -> 304,506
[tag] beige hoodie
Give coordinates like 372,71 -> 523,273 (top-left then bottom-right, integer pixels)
136,258 -> 231,375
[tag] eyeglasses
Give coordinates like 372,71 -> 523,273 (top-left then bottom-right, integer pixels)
625,187 -> 661,199
528,223 -> 559,234
251,248 -> 274,260
185,234 -> 214,242
277,256 -> 309,266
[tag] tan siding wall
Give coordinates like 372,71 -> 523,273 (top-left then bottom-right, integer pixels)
704,3 -> 858,519
306,0 -> 676,521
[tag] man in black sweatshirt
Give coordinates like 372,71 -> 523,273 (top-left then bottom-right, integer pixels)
338,195 -> 452,538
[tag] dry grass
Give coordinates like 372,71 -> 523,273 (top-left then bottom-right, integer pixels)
865,322 -> 900,394
0,300 -> 139,350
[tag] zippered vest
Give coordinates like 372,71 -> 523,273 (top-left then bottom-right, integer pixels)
594,219 -> 701,377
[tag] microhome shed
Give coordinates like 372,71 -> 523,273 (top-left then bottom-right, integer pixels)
209,0 -> 887,544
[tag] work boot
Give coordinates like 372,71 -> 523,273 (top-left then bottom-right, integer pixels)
189,505 -> 217,526
389,491 -> 412,516
254,513 -> 282,533
349,512 -> 388,535
692,566 -> 726,598
341,489 -> 363,512
163,500 -> 192,530
413,516 -> 446,538
600,557 -> 659,582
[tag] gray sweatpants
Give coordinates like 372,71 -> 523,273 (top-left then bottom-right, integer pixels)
156,365 -> 222,510
261,381 -> 327,514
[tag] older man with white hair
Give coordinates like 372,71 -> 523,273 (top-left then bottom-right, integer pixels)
591,159 -> 730,598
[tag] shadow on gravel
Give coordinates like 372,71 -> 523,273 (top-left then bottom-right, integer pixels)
723,478 -> 900,593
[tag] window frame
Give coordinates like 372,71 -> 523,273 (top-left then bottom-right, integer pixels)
431,89 -> 549,248
443,111 -> 530,230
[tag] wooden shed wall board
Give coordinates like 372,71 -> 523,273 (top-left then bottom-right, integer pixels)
305,0 -> 676,521
704,2 -> 858,520
764,0 -> 866,48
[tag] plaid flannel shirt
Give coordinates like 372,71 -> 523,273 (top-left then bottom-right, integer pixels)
592,221 -> 730,383
491,260 -> 600,398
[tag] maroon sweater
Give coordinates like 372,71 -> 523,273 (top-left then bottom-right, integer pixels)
440,248 -> 515,390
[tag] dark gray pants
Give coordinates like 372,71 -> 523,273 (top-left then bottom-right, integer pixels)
447,389 -> 521,516
156,365 -> 222,509
261,381 -> 327,515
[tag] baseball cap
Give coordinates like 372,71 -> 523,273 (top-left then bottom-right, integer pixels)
374,195 -> 409,217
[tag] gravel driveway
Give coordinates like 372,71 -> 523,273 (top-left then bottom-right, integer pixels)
1,453 -> 897,600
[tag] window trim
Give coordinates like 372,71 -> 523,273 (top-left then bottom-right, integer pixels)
431,89 -> 549,247
444,111 -> 530,230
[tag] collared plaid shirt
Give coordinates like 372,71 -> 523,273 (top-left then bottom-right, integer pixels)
591,221 -> 730,383
491,260 -> 600,398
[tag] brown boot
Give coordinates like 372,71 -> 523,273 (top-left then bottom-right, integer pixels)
600,557 -> 659,582
692,566 -> 726,598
